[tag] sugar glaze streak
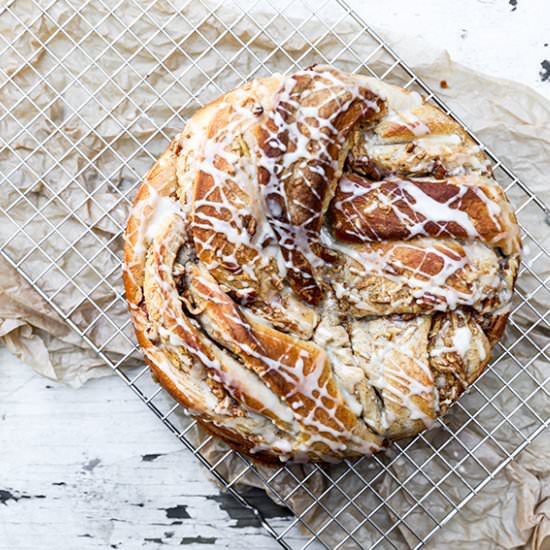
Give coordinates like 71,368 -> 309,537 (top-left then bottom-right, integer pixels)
122,66 -> 521,463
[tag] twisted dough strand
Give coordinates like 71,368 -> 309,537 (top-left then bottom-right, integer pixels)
123,66 -> 520,462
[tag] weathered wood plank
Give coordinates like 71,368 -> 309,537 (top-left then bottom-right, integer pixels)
0,349 -> 291,549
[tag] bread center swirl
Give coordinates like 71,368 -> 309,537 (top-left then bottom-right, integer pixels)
256,66 -> 386,305
123,66 -> 521,462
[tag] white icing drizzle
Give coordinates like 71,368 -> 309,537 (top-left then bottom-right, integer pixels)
256,66 -> 382,302
325,232 -> 474,311
145,197 -> 185,241
334,175 -> 506,247
191,84 -> 285,288
452,326 -> 472,359
122,67 -> 520,462
131,183 -> 164,260
351,317 -> 436,432
385,108 -> 431,137
417,133 -> 462,146
391,180 -> 478,236
188,267 -> 371,456
144,215 -> 308,454
477,338 -> 487,361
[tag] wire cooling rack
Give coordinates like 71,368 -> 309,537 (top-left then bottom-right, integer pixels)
1,1 -> 549,548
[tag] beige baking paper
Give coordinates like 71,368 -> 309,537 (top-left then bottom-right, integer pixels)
0,1 -> 548,548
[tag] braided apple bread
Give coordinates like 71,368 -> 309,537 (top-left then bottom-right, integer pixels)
123,66 -> 521,463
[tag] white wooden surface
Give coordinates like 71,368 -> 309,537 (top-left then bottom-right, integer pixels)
350,0 -> 550,100
0,348 -> 292,549
2,1 -> 550,549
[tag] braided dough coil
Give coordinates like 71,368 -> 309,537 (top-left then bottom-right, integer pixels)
123,66 -> 521,463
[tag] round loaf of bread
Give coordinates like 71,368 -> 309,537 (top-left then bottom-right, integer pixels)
123,66 -> 521,463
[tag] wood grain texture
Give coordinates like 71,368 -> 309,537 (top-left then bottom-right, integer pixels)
0,349 -> 294,550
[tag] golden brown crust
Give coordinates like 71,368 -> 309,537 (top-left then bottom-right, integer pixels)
428,310 -> 491,414
122,66 -> 521,463
190,78 -> 283,300
348,103 -> 491,180
123,139 -> 180,309
329,238 -> 515,317
256,66 -> 386,304
332,173 -> 520,255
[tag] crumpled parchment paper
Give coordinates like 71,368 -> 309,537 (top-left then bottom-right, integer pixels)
1,1 -> 548,548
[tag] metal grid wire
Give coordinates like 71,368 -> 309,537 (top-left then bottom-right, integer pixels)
1,0 -> 549,548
